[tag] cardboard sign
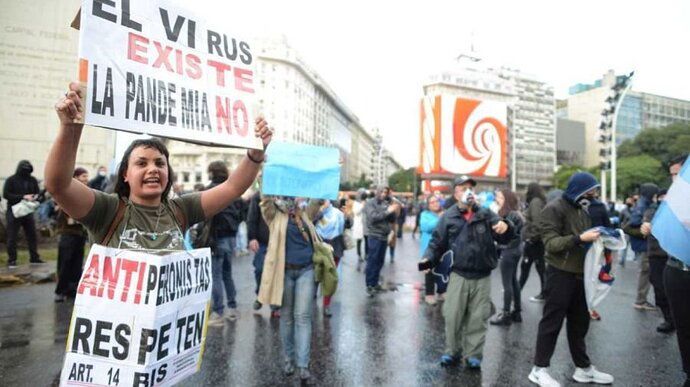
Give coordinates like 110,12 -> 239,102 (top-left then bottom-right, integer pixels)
76,0 -> 262,149
60,245 -> 212,387
261,141 -> 341,200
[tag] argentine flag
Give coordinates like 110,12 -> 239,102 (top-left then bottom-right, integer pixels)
652,159 -> 690,265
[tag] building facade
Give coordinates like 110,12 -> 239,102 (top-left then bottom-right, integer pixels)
168,36 -> 381,191
556,118 -> 586,166
422,56 -> 556,190
0,1 -> 115,189
565,70 -> 690,167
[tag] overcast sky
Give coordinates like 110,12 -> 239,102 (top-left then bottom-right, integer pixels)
196,1 -> 690,168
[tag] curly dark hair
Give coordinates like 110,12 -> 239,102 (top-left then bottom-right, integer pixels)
114,138 -> 174,201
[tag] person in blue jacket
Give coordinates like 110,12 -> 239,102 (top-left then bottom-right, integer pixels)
419,195 -> 445,305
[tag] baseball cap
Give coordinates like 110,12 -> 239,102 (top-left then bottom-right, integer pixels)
454,175 -> 477,187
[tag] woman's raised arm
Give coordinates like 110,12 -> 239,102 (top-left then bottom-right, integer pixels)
45,82 -> 95,219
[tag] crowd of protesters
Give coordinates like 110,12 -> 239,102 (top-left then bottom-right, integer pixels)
0,81 -> 686,385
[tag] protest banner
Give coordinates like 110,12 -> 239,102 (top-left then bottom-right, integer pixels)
60,244 -> 212,387
75,0 -> 262,149
261,141 -> 341,200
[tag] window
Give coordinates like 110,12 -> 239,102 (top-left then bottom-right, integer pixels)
195,172 -> 202,183
183,172 -> 190,183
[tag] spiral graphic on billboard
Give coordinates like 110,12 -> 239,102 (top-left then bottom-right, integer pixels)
418,96 -> 508,179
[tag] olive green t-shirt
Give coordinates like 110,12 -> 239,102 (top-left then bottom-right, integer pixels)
78,191 -> 206,251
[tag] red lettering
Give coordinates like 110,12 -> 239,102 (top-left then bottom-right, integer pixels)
152,41 -> 174,72
97,256 -> 121,299
216,96 -> 231,134
175,49 -> 183,75
185,54 -> 202,80
233,68 -> 254,93
78,254 -> 101,296
232,100 -> 248,136
127,32 -> 148,64
120,259 -> 139,302
133,262 -> 147,305
207,60 -> 231,87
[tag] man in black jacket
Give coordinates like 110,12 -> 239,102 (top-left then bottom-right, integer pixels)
421,176 -> 511,370
206,161 -> 245,326
363,186 -> 400,296
642,154 -> 690,386
3,160 -> 44,268
87,166 -> 108,191
247,189 -> 275,313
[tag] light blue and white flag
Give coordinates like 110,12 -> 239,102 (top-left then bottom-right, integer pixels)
262,141 -> 341,200
652,159 -> 690,265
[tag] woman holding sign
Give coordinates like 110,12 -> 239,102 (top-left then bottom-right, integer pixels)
259,196 -> 324,383
45,82 -> 272,251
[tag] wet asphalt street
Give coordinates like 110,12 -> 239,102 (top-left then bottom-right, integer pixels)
0,234 -> 684,386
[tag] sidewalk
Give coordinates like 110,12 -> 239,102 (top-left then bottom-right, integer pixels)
0,261 -> 56,287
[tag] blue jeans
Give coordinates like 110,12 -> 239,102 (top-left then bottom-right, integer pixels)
365,236 -> 387,288
252,243 -> 268,294
280,266 -> 315,368
211,236 -> 237,313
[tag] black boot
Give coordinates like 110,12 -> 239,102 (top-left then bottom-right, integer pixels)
511,310 -> 522,323
489,312 -> 512,326
656,320 -> 676,333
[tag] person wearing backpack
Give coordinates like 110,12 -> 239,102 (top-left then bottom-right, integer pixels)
206,161 -> 247,327
420,176 -> 512,370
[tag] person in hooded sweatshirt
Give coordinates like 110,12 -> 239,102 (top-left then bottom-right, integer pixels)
3,160 -> 44,268
528,172 -> 614,387
624,183 -> 659,311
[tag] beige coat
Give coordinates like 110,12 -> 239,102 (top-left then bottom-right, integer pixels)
258,198 -> 321,306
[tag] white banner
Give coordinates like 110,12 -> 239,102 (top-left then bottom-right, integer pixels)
77,0 -> 262,149
60,244 -> 212,387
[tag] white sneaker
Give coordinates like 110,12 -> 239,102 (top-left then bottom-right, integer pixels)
223,308 -> 238,321
208,312 -> 225,327
573,366 -> 614,384
528,366 -> 561,387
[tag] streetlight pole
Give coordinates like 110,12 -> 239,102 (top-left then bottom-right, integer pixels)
610,81 -> 634,202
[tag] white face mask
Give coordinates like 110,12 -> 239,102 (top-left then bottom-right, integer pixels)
99,170 -> 107,177
461,189 -> 475,205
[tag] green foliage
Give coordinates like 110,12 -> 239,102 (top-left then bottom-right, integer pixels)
617,123 -> 690,165
553,165 -> 588,190
388,168 -> 417,193
341,174 -> 373,192
615,155 -> 666,198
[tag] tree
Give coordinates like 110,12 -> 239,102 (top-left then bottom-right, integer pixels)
552,165 -> 587,190
615,155 -> 666,199
340,174 -> 373,192
618,123 -> 690,164
388,168 -> 417,193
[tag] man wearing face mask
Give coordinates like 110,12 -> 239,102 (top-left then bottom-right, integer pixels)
364,186 -> 400,296
3,160 -> 43,268
88,166 -> 108,192
421,176 -> 513,369
528,172 -> 613,387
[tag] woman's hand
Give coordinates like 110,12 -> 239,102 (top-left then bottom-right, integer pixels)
54,82 -> 84,127
247,116 -> 273,162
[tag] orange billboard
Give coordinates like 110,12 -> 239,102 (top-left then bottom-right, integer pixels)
418,95 -> 508,179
